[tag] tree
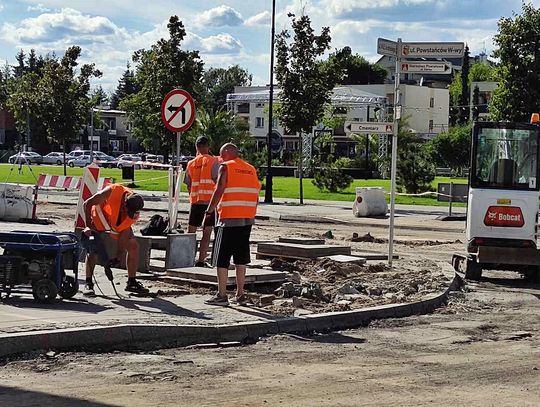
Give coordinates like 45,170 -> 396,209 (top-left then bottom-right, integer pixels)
458,45 -> 470,124
426,124 -> 471,174
275,12 -> 340,202
323,46 -> 386,85
121,16 -> 204,158
110,63 -> 139,109
396,117 -> 435,194
491,3 -> 540,121
472,85 -> 480,121
37,46 -> 101,173
90,86 -> 108,106
201,65 -> 252,113
185,107 -> 253,155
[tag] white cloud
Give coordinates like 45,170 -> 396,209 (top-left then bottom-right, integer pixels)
245,11 -> 271,27
187,32 -> 243,54
322,0 -> 435,16
27,3 -> 51,12
0,3 -> 4,12
1,8 -> 127,45
196,5 -> 243,27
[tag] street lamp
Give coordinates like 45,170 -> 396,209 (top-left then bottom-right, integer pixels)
264,0 -> 277,203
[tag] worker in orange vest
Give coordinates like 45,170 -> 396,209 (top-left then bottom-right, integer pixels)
203,143 -> 261,306
82,184 -> 149,296
185,136 -> 220,267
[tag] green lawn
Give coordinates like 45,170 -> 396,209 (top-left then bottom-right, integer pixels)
0,164 -> 467,206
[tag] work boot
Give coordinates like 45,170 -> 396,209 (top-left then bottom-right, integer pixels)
230,294 -> 249,306
82,283 -> 95,297
125,279 -> 150,295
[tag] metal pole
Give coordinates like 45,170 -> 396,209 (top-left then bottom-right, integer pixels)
449,182 -> 454,217
90,108 -> 94,162
299,133 -> 304,205
265,0 -> 276,203
388,38 -> 402,266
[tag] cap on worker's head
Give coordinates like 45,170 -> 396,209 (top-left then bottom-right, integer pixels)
125,193 -> 144,218
196,136 -> 209,146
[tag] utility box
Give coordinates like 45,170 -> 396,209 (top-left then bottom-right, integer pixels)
122,166 -> 134,180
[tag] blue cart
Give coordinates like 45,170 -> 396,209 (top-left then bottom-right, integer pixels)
0,231 -> 79,302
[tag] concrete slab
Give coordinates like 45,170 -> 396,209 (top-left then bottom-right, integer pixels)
352,251 -> 399,260
277,237 -> 325,245
257,242 -> 351,260
166,233 -> 196,269
166,267 -> 288,285
323,255 -> 366,265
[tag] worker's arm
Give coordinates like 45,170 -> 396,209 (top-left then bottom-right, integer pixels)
184,171 -> 192,193
83,186 -> 112,235
205,164 -> 228,214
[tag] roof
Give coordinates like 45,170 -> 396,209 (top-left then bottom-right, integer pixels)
226,86 -> 387,106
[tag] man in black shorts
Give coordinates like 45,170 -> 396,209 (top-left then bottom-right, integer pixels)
185,136 -> 220,267
203,143 -> 261,306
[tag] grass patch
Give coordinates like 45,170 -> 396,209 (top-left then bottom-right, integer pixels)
0,164 -> 467,206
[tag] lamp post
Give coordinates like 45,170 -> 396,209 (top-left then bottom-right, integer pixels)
264,0 -> 276,203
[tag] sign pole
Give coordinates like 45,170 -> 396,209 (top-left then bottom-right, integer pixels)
388,38 -> 402,267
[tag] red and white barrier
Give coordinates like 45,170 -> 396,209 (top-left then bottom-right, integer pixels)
37,174 -> 110,190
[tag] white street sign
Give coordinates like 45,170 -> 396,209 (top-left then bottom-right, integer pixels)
401,42 -> 464,58
345,121 -> 394,134
160,89 -> 196,133
377,38 -> 397,56
400,61 -> 452,74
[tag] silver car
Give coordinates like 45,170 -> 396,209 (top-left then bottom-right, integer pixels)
67,155 -> 92,167
8,151 -> 43,164
42,152 -> 66,165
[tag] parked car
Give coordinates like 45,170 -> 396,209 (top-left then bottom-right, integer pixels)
42,152 -> 66,165
116,154 -> 142,169
67,150 -> 91,159
8,151 -> 43,165
67,155 -> 92,167
92,151 -> 116,168
170,155 -> 194,169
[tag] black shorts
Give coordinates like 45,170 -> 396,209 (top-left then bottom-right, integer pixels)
212,225 -> 252,268
188,204 -> 215,227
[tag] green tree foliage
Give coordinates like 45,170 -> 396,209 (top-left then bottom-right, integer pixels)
201,65 -> 252,113
36,46 -> 101,162
323,46 -> 386,85
396,117 -> 435,194
275,12 -> 339,135
121,16 -> 204,157
458,45 -> 470,124
426,124 -> 471,173
90,85 -> 108,106
110,63 -> 139,109
491,2 -> 540,121
185,107 -> 253,155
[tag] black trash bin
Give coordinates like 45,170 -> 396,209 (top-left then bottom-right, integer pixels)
122,165 -> 134,180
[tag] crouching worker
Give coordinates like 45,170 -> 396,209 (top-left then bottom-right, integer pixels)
82,184 -> 149,296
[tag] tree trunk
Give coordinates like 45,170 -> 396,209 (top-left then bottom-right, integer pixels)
63,138 -> 67,176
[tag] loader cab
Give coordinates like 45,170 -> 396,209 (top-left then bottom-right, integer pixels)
467,121 -> 540,252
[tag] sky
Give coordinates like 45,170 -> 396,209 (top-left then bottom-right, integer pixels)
0,0 -> 538,93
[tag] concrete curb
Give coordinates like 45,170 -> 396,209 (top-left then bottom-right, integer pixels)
0,263 -> 463,358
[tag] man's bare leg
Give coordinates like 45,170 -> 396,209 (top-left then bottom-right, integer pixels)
85,253 -> 97,280
198,226 -> 212,263
217,267 -> 228,297
235,265 -> 246,297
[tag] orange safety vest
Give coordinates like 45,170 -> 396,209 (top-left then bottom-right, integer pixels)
217,158 -> 261,220
186,154 -> 218,204
91,184 -> 136,239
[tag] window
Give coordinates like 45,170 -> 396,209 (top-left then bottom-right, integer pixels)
255,117 -> 265,128
429,120 -> 434,132
272,118 -> 278,129
472,125 -> 538,190
430,97 -> 434,108
255,103 -> 264,108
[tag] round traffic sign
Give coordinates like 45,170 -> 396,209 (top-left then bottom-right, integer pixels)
269,130 -> 283,153
160,89 -> 196,133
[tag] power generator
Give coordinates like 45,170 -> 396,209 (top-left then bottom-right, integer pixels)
0,231 -> 79,302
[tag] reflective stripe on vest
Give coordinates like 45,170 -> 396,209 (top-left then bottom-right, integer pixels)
187,154 -> 217,204
91,184 -> 135,239
217,158 -> 260,219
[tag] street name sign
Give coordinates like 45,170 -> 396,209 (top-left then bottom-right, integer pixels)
400,61 -> 452,74
401,42 -> 464,58
377,38 -> 397,56
161,89 -> 196,133
345,121 -> 394,134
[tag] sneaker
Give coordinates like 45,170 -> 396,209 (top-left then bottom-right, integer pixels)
82,283 -> 95,297
230,294 -> 249,306
125,280 -> 150,295
195,261 -> 210,268
204,294 -> 229,306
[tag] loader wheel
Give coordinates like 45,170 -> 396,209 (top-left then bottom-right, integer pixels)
465,258 -> 482,281
59,275 -> 78,299
32,279 -> 58,303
